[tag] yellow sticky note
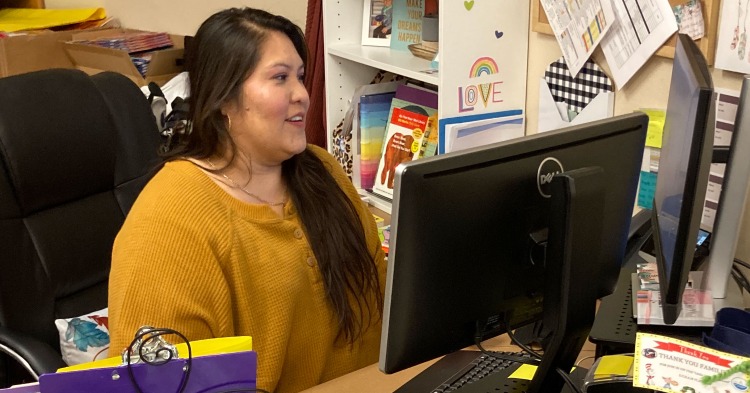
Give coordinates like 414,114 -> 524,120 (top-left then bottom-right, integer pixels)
508,364 -> 537,380
594,355 -> 634,379
508,364 -> 577,381
641,109 -> 666,149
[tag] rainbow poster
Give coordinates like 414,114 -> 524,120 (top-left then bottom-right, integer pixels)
468,57 -> 499,78
437,0 -> 528,154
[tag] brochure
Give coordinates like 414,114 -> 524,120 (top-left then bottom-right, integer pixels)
633,332 -> 750,392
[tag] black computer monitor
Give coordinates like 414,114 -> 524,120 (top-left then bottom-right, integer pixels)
651,33 -> 715,325
379,112 -> 648,391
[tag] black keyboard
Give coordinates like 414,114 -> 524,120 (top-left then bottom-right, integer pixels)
432,351 -> 536,393
394,350 -> 537,393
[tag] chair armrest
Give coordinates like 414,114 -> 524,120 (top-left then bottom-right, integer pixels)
0,326 -> 66,379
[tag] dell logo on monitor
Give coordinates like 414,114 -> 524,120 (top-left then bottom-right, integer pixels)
537,157 -> 564,198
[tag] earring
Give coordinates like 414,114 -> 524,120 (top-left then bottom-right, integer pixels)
226,115 -> 232,131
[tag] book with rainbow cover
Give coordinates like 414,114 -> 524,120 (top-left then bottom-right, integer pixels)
359,91 -> 396,191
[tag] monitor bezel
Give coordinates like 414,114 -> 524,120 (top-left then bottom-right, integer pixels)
379,112 -> 649,374
651,33 -> 715,325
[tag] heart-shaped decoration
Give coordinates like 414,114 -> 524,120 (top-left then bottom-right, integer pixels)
495,30 -> 503,38
464,0 -> 474,11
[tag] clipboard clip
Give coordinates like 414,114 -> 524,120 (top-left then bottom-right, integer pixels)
121,325 -> 180,365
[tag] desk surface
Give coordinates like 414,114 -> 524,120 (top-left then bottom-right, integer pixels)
301,334 -> 597,393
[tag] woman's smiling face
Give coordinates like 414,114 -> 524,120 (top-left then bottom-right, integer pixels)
223,31 -> 309,166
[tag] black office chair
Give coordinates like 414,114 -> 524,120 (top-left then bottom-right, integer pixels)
0,69 -> 163,386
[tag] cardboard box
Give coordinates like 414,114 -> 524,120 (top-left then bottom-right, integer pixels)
63,28 -> 184,87
0,30 -> 77,77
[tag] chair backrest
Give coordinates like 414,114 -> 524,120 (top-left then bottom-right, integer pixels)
0,69 -> 162,353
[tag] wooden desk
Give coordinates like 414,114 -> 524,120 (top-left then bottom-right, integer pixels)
301,334 -> 597,393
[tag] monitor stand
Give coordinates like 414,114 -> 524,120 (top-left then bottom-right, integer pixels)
459,167 -> 607,393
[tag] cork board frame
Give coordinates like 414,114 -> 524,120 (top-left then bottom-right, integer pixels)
531,0 -> 720,65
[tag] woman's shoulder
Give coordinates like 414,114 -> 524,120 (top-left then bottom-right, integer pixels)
140,160 -> 208,197
306,144 -> 343,174
304,144 -> 362,201
131,160 -> 226,219
117,160 -> 232,257
306,143 -> 332,161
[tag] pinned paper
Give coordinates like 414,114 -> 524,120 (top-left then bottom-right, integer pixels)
637,171 -> 657,210
673,0 -> 705,40
641,109 -> 666,148
538,57 -> 615,133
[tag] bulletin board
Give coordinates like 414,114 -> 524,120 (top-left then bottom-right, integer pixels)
531,0 -> 721,65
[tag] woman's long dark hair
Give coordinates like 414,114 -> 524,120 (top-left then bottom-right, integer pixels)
168,7 -> 382,343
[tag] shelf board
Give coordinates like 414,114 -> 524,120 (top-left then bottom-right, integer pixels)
328,43 -> 438,86
359,188 -> 392,215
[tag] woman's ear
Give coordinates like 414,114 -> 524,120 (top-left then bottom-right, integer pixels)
220,100 -> 238,119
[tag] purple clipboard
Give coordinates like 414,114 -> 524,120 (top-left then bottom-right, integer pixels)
39,350 -> 257,393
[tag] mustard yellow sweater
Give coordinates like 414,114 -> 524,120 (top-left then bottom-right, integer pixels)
108,145 -> 386,392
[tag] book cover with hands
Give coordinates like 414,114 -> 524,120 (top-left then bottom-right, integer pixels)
372,102 -> 430,200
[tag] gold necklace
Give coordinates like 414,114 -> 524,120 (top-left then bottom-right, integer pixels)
206,158 -> 287,207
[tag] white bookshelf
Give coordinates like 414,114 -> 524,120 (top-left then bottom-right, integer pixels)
323,0 -> 530,213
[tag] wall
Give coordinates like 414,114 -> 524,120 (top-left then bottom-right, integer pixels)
47,0 -> 748,295
528,32 -> 750,304
45,0 -> 307,37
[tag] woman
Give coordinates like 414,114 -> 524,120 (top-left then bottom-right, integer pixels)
108,8 -> 386,392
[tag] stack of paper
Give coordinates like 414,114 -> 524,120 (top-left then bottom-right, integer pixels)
70,32 -> 173,54
631,269 -> 715,327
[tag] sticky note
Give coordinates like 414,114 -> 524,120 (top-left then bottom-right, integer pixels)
372,214 -> 385,227
641,109 -> 666,148
508,364 -> 577,381
594,355 -> 634,379
637,171 -> 657,209
508,364 -> 537,380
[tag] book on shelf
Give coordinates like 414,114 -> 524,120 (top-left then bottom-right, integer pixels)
394,84 -> 439,159
370,85 -> 439,200
359,91 -> 397,191
396,83 -> 438,105
389,0 -> 425,52
346,80 -> 405,189
372,98 -> 433,200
